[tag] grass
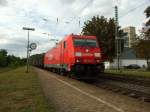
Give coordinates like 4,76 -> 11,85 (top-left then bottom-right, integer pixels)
105,69 -> 150,78
0,67 -> 13,73
0,67 -> 55,112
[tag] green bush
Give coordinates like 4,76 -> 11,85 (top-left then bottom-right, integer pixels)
0,49 -> 26,68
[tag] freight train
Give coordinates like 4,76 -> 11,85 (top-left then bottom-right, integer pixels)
31,34 -> 105,80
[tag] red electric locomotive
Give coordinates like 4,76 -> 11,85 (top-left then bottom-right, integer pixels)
44,34 -> 104,79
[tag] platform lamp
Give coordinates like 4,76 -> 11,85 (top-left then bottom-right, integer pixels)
22,27 -> 35,73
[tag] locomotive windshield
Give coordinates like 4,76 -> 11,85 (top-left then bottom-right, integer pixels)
74,39 -> 97,47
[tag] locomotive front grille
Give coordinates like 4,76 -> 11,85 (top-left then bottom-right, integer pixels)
74,64 -> 100,73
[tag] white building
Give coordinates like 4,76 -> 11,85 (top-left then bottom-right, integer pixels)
105,48 -> 148,69
122,26 -> 136,48
104,26 -> 148,69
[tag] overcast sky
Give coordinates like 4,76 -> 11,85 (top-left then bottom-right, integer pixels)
0,0 -> 149,57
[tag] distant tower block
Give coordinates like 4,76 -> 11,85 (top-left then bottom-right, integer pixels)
123,26 -> 136,48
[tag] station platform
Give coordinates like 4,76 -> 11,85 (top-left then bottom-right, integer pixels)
35,68 -> 150,112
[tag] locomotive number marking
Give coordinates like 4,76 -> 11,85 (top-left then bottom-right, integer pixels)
84,59 -> 92,62
82,53 -> 93,56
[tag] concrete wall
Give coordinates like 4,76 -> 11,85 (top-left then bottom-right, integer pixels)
105,59 -> 147,69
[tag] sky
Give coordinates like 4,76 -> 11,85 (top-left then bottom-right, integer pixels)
0,0 -> 149,57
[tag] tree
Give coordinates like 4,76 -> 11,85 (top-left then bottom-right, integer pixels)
134,40 -> 150,69
81,16 -> 124,61
0,49 -> 25,68
133,6 -> 150,70
0,49 -> 8,67
7,55 -> 23,67
143,6 -> 150,40
144,6 -> 150,18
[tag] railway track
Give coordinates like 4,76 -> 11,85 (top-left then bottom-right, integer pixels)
91,73 -> 150,103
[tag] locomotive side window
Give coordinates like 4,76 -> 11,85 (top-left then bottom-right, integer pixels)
64,41 -> 66,48
74,39 -> 97,47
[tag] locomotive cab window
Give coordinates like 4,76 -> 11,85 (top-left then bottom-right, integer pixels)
74,39 -> 97,47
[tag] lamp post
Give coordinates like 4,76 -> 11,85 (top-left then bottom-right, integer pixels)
22,27 -> 35,73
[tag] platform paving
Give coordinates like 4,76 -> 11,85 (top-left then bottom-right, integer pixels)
35,68 -> 150,112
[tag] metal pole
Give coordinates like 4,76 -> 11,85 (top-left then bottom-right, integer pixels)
115,5 -> 119,70
26,30 -> 29,73
23,27 -> 35,73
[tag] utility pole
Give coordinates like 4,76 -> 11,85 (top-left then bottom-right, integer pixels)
23,27 -> 35,73
115,5 -> 120,70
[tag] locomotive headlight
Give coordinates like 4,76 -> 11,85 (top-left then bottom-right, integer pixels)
76,59 -> 80,62
94,53 -> 101,57
75,52 -> 82,56
96,59 -> 100,63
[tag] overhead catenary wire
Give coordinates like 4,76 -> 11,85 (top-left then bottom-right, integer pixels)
0,1 -> 149,37
119,1 -> 149,18
0,0 -> 149,25
1,1 -> 149,58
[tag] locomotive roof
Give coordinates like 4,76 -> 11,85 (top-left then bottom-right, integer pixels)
46,34 -> 97,53
57,34 -> 97,47
64,34 -> 96,40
